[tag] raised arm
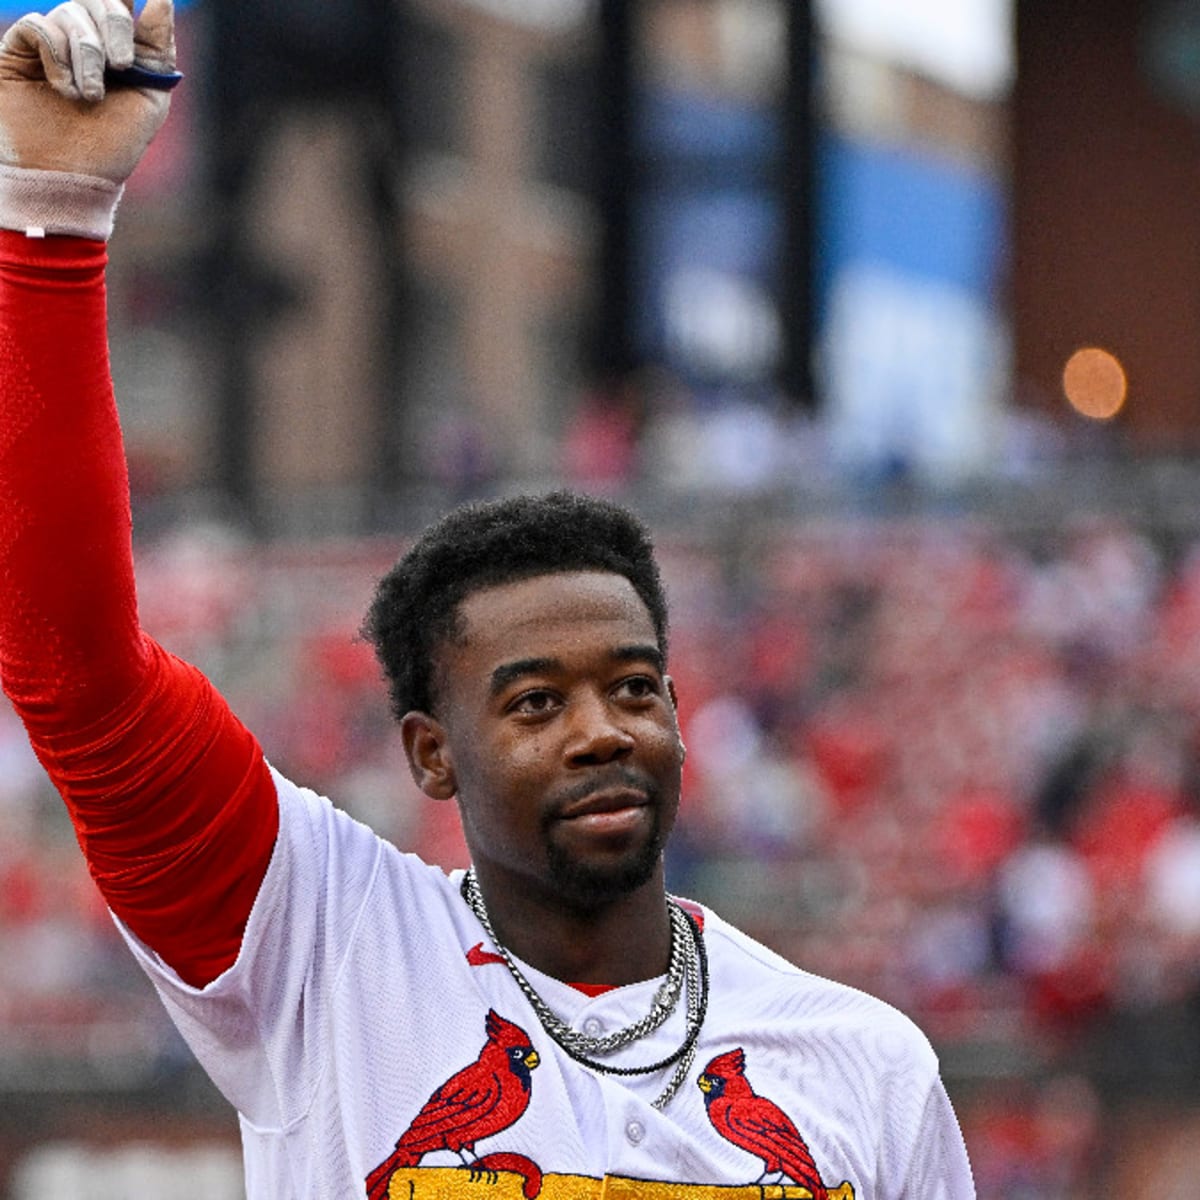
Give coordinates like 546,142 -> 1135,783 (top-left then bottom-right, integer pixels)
0,0 -> 277,986
0,0 -> 174,719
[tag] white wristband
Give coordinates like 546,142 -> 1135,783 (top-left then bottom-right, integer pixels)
0,164 -> 124,241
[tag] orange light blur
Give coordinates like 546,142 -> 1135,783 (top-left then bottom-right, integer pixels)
1062,347 -> 1127,420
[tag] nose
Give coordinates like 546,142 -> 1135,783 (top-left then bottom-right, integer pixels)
565,692 -> 635,766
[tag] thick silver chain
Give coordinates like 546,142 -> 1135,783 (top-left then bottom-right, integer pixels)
461,867 -> 703,1109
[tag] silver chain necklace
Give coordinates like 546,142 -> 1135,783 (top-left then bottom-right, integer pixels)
460,867 -> 707,1109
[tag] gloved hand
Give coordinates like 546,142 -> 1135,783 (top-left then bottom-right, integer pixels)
0,0 -> 175,238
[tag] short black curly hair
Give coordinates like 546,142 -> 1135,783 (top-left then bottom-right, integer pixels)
362,490 -> 670,719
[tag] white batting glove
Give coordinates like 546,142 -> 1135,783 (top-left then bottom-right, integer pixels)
0,0 -> 176,239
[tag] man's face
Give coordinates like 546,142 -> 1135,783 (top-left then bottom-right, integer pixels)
412,570 -> 684,912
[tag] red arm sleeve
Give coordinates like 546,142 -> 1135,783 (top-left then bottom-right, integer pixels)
0,229 -> 278,987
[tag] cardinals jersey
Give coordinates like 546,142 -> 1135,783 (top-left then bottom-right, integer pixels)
119,770 -> 976,1200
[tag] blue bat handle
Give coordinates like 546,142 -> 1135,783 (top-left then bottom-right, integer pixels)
104,64 -> 184,91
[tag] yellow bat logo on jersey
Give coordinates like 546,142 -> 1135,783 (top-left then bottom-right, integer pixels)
379,1166 -> 856,1199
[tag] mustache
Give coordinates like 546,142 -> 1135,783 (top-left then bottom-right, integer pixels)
546,766 -> 661,815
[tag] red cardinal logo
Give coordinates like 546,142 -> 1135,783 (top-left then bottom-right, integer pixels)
365,1009 -> 540,1200
698,1048 -> 828,1200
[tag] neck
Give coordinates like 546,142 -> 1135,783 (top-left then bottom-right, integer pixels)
466,865 -> 674,986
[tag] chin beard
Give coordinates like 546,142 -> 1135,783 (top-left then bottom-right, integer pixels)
544,812 -> 667,909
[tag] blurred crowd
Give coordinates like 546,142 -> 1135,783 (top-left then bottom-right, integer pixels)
3,500 -> 1200,1195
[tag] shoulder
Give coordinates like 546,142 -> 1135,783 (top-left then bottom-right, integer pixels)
266,766 -> 460,908
696,903 -> 940,1073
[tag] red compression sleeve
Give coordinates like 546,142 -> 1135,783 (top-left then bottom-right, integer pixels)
0,229 -> 278,986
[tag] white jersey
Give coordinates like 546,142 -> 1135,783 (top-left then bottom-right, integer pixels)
120,770 -> 975,1200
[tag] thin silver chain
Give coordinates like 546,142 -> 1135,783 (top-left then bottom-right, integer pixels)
648,924 -> 702,1109
461,867 -> 703,1109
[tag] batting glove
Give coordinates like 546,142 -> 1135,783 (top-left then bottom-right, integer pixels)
0,0 -> 176,239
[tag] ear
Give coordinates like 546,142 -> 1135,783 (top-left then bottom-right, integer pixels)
665,675 -> 687,760
400,711 -> 457,800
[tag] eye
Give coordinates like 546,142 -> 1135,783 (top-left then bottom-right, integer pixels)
614,675 -> 660,702
508,689 -> 560,717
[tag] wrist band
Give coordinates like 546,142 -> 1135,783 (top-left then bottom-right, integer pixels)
0,165 -> 123,241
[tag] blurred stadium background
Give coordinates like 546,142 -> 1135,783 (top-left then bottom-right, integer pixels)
3,0 -> 1200,1195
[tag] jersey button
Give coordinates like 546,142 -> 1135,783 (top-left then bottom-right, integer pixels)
625,1119 -> 645,1146
582,1017 -> 603,1037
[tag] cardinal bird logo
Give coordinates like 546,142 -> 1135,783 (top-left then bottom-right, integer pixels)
365,1009 -> 540,1200
698,1048 -> 830,1200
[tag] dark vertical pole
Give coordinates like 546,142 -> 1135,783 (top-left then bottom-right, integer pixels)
781,0 -> 816,407
594,0 -> 637,380
205,0 -> 263,526
368,4 -> 409,523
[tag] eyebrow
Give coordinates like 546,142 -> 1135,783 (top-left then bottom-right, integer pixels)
488,643 -> 665,697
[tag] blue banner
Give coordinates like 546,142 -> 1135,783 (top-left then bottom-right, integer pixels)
816,131 -> 1010,482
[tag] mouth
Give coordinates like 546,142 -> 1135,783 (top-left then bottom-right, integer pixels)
557,787 -> 651,820
554,786 -> 654,839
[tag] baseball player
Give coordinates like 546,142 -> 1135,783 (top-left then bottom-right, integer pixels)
0,2 -> 976,1197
